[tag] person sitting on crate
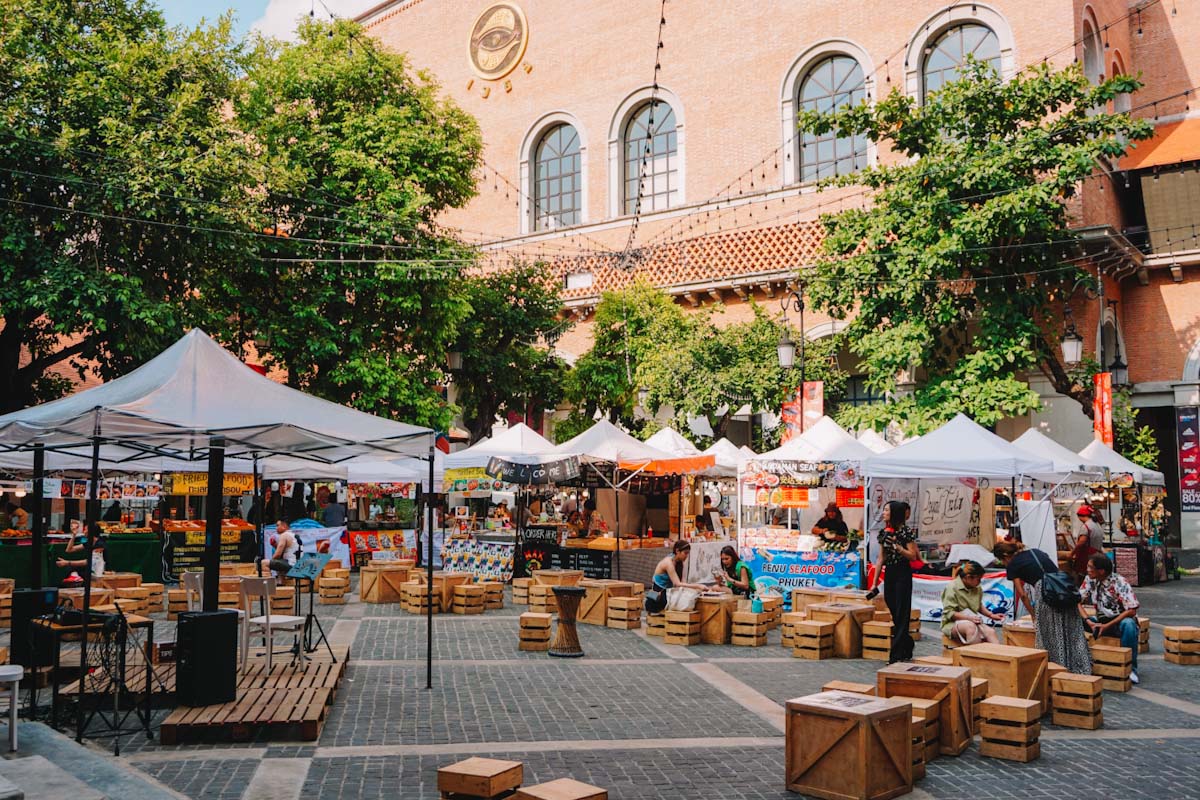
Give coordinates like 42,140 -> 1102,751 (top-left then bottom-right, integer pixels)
941,560 -> 1004,645
56,521 -> 107,579
268,519 -> 300,581
1078,553 -> 1142,684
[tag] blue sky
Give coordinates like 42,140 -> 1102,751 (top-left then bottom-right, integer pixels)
155,0 -> 375,41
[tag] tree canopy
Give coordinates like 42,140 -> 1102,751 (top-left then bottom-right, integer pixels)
797,60 -> 1152,436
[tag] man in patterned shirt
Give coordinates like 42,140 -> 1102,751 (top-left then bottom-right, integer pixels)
1078,554 -> 1141,684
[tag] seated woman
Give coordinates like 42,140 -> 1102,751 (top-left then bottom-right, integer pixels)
647,540 -> 707,613
714,545 -> 754,597
56,521 -> 107,579
941,560 -> 1003,645
811,502 -> 849,549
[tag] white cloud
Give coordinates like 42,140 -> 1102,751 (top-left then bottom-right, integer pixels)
251,0 -> 377,42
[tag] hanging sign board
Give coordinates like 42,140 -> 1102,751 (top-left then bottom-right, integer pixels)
486,455 -> 581,485
163,472 -> 255,496
1093,372 -> 1114,446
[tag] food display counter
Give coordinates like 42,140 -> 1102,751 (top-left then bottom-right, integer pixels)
514,523 -> 670,583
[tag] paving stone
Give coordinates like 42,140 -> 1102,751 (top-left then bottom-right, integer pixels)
135,758 -> 258,800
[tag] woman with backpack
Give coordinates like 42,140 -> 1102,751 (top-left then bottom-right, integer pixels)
992,541 -> 1091,674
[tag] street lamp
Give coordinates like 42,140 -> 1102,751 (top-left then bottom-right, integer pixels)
778,286 -> 806,432
447,351 -> 463,371
638,386 -> 650,409
1060,321 -> 1084,365
1109,351 -> 1128,387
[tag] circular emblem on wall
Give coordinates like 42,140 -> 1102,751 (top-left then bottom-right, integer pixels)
468,3 -> 528,80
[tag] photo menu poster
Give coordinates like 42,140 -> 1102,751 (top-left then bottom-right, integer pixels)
1178,406 -> 1200,512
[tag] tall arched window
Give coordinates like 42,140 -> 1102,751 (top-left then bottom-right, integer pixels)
623,101 -> 678,214
797,55 -> 868,183
922,23 -> 1001,96
1082,17 -> 1103,85
532,124 -> 581,231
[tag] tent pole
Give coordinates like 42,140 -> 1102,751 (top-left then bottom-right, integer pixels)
426,441 -> 435,691
252,454 -> 262,575
202,436 -> 225,612
31,444 -> 44,590
614,469 -> 621,581
77,426 -> 100,743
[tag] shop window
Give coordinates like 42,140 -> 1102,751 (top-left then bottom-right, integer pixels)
922,23 -> 1000,98
623,101 -> 679,214
797,55 -> 868,183
533,124 -> 581,231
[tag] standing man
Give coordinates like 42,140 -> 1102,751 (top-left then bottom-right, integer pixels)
1076,504 -> 1105,552
1079,554 -> 1141,684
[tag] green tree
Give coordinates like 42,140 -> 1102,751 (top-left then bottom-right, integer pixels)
0,0 -> 259,412
797,60 -> 1152,435
565,281 -> 688,424
638,303 -> 846,441
452,263 -> 570,443
228,18 -> 482,429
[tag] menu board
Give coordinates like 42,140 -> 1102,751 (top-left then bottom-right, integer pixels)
168,530 -> 250,577
514,539 -> 612,579
1178,407 -> 1200,512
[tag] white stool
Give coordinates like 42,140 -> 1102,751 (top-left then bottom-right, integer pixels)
0,665 -> 22,751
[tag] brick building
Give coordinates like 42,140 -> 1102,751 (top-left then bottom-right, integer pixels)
359,0 -> 1200,546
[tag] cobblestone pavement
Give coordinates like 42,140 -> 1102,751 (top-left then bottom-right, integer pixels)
81,577 -> 1200,799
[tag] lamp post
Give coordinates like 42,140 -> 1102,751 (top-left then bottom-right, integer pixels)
778,286 -> 806,433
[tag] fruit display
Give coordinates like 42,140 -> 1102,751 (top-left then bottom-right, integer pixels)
0,529 -> 28,539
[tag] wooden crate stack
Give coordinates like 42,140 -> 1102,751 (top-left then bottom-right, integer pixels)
759,596 -> 783,630
141,582 -> 165,613
1139,617 -> 1150,653
318,573 -> 350,605
1090,643 -> 1133,691
1051,673 -> 1104,729
512,577 -> 531,605
1164,626 -> 1200,665
806,602 -> 875,659
792,620 -> 834,660
482,581 -> 505,610
166,589 -> 188,620
908,608 -> 922,641
271,585 -> 295,614
731,610 -> 770,646
519,612 -> 552,652
528,584 -> 558,615
115,586 -> 150,615
862,620 -> 892,661
217,590 -> 241,611
1003,619 -> 1036,649
606,596 -> 641,630
910,715 -> 926,781
953,643 -> 1049,713
971,678 -> 989,735
453,584 -> 486,615
361,564 -> 407,604
911,701 -> 941,765
979,697 -> 1041,762
664,610 -> 701,646
437,756 -> 522,799
402,581 -> 437,614
780,611 -> 807,648
646,612 -> 666,638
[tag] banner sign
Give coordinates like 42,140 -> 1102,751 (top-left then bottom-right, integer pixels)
915,480 -> 975,547
867,478 -> 921,536
1178,406 -> 1200,511
486,455 -> 581,485
348,483 -> 415,501
836,487 -> 865,508
349,529 -> 416,567
164,472 -> 255,496
781,381 -> 825,443
1093,372 -> 1114,446
522,524 -> 567,547
441,539 -> 516,581
739,547 -> 861,602
262,522 -> 350,568
911,571 -> 1014,623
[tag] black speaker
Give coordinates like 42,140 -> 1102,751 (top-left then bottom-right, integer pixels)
175,609 -> 239,707
12,588 -> 59,668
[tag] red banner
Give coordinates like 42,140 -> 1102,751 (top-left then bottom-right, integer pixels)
781,381 -> 825,443
1093,372 -> 1113,446
836,486 -> 865,508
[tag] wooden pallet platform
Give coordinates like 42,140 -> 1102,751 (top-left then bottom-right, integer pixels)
158,646 -> 350,744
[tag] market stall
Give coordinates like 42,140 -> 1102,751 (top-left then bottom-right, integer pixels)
737,417 -> 873,602
344,454 -> 443,565
863,414 -> 1054,620
1079,439 -> 1169,585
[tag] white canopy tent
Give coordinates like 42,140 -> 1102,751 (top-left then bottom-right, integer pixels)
1079,439 -> 1166,486
702,438 -> 745,478
1011,429 -> 1107,484
0,329 -> 433,463
644,427 -> 702,456
856,429 -> 894,453
0,446 -> 348,479
552,420 -> 713,472
443,423 -> 557,469
864,414 -> 1054,479
345,452 -> 446,491
756,416 -> 876,462
739,445 -> 757,459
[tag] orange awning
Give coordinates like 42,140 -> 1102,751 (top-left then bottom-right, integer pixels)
617,454 -> 716,475
1122,119 -> 1200,170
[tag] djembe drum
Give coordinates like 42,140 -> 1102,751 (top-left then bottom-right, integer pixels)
548,586 -> 586,658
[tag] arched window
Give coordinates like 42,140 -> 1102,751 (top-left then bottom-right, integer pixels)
922,23 -> 1001,96
532,123 -> 581,231
1082,17 -> 1104,85
623,101 -> 678,214
797,55 -> 868,183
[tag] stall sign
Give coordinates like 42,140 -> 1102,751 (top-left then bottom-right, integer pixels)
868,478 -> 921,536
916,480 -> 975,547
836,487 -> 865,508
739,547 -> 861,603
522,524 -> 566,546
486,455 -> 581,485
443,467 -> 516,496
912,572 -> 1013,622
349,482 -> 414,501
183,530 -> 243,545
349,529 -> 416,567
1177,406 -> 1200,511
164,472 -> 255,496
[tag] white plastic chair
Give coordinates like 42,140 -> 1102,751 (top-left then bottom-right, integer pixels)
181,571 -> 246,618
0,665 -> 23,751
240,577 -> 305,672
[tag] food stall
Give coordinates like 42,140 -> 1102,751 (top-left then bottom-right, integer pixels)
864,414 -> 1055,620
737,417 -> 872,603
1078,439 -> 1169,585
